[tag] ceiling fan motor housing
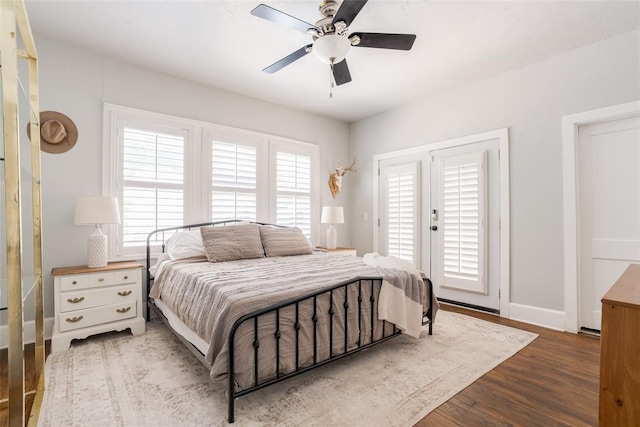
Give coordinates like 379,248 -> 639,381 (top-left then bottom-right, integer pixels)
319,1 -> 339,19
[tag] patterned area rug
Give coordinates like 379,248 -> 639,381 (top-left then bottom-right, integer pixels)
39,311 -> 537,426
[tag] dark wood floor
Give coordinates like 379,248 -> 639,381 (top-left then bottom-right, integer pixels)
419,305 -> 600,426
1,305 -> 600,426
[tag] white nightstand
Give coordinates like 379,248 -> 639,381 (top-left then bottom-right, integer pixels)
51,261 -> 145,353
316,247 -> 357,257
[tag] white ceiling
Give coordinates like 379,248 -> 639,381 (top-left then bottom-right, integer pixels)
25,0 -> 640,123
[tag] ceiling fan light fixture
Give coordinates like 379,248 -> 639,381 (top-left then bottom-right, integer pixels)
312,34 -> 351,64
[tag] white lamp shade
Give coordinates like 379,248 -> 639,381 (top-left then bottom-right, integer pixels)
74,197 -> 121,225
312,34 -> 351,64
321,206 -> 344,224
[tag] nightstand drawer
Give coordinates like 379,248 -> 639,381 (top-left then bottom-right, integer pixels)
88,271 -> 115,287
60,284 -> 138,313
60,272 -> 115,291
58,301 -> 137,332
59,275 -> 89,291
113,269 -> 137,284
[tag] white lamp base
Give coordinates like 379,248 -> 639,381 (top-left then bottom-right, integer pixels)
326,224 -> 337,249
87,225 -> 108,268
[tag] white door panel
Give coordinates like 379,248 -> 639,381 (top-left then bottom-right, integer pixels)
430,140 -> 500,311
578,115 -> 640,331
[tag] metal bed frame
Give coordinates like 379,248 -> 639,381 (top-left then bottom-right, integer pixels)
146,220 -> 434,423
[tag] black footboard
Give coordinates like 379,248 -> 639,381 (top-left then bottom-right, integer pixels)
145,221 -> 435,424
226,276 -> 434,423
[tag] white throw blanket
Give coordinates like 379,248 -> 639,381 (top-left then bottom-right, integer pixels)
363,253 -> 425,338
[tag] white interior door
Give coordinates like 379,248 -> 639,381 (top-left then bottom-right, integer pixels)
578,115 -> 640,331
430,140 -> 500,311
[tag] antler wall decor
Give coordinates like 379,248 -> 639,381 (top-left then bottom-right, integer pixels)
328,159 -> 358,198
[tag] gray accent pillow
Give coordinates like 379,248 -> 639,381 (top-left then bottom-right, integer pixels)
200,223 -> 265,263
260,226 -> 313,257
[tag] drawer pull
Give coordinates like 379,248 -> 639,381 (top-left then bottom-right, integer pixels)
98,278 -> 105,282
116,307 -> 131,314
117,290 -> 132,297
72,280 -> 77,285
67,297 -> 85,304
65,316 -> 83,323
123,275 -> 128,280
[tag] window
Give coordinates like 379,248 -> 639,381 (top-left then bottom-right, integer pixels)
121,126 -> 185,250
104,104 -> 319,259
383,161 -> 420,264
211,141 -> 257,222
274,150 -> 312,236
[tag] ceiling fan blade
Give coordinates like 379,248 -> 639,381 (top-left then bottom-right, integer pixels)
251,4 -> 316,34
332,60 -> 352,86
332,0 -> 368,27
262,45 -> 312,74
351,32 -> 416,50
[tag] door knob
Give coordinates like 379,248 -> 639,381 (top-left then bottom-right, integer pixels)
431,226 -> 438,231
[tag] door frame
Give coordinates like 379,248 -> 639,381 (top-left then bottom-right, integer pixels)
373,128 -> 510,317
562,100 -> 640,333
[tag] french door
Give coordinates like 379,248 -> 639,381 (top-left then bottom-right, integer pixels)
376,130 -> 508,314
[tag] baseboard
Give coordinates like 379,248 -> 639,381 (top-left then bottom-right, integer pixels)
508,303 -> 566,331
0,317 -> 54,349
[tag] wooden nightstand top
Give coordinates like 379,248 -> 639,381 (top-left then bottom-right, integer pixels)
51,261 -> 143,276
316,247 -> 356,253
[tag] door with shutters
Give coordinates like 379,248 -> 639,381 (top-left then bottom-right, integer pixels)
379,159 -> 421,267
429,140 -> 500,311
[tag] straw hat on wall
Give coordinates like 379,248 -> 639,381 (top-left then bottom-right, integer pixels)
27,111 -> 78,154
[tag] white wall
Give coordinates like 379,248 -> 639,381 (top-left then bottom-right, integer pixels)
30,37 -> 350,320
349,30 -> 640,316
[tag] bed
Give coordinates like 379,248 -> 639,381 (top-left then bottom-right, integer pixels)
145,220 -> 436,423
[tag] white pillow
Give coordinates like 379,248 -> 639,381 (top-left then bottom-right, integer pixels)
166,230 -> 205,260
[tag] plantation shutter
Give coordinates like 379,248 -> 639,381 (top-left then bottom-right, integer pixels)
439,151 -> 487,292
275,150 -> 311,237
211,141 -> 257,221
385,162 -> 419,265
121,127 -> 185,249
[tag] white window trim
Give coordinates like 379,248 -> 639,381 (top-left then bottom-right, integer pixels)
103,103 -> 320,261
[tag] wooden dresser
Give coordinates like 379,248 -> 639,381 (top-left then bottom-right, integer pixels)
599,264 -> 640,425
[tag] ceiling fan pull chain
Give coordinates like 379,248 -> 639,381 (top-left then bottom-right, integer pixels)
330,61 -> 335,98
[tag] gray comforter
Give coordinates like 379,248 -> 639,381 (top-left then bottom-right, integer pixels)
150,252 -> 433,390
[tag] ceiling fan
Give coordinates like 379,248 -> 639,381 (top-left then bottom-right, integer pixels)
251,0 -> 416,87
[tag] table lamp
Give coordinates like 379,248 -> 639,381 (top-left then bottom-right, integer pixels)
74,197 -> 121,268
321,206 -> 344,249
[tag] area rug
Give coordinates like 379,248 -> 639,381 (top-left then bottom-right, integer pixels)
39,310 -> 537,427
